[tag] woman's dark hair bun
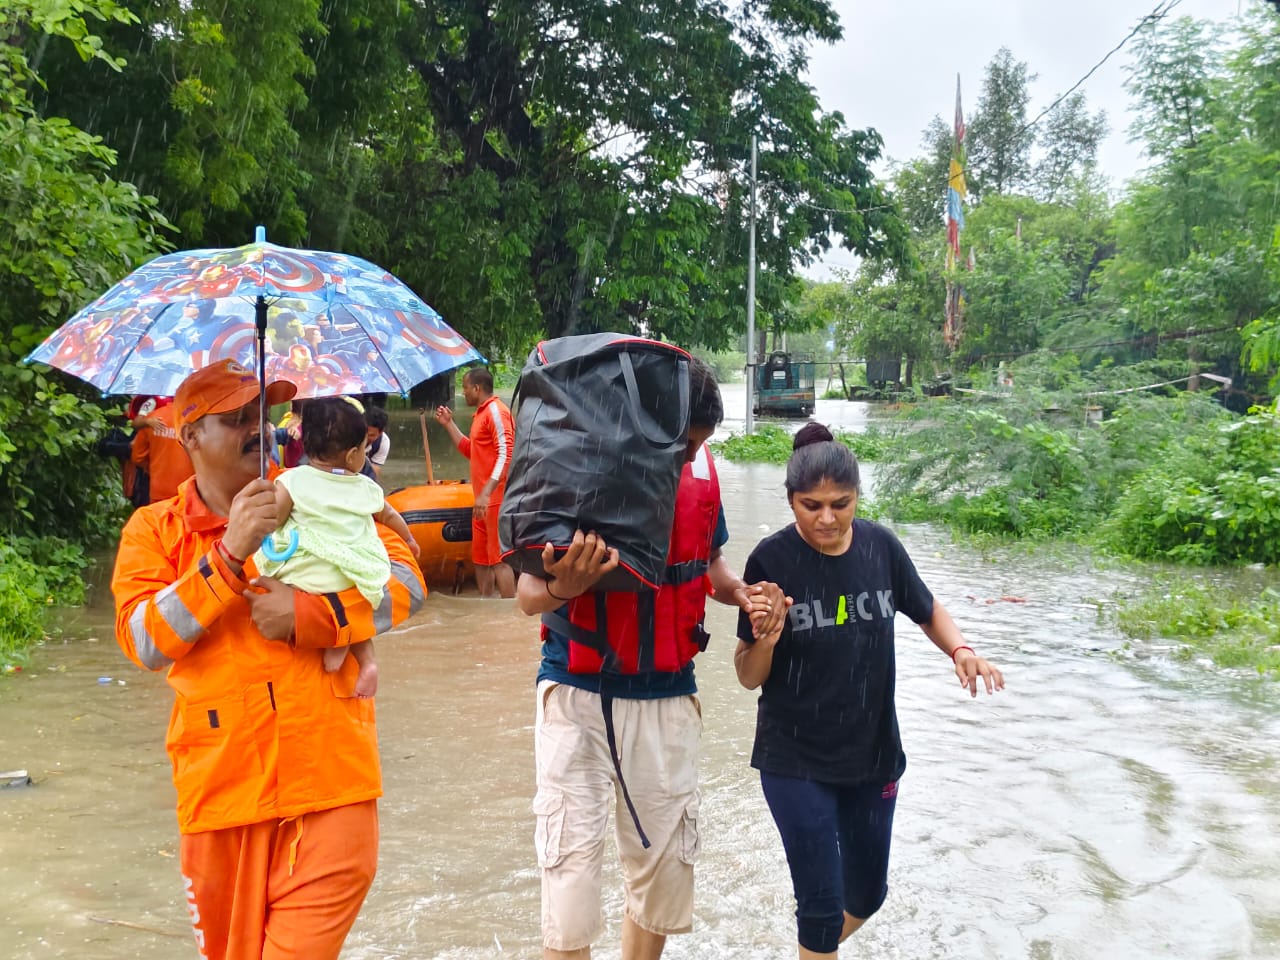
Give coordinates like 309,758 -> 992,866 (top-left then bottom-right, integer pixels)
792,422 -> 835,451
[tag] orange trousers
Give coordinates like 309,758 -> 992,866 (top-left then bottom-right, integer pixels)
179,800 -> 378,960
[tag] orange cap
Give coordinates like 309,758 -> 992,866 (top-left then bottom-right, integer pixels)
175,359 -> 297,430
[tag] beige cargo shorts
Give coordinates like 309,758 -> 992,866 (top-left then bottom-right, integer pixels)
533,680 -> 703,952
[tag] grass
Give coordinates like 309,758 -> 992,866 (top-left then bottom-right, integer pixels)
1112,575 -> 1280,678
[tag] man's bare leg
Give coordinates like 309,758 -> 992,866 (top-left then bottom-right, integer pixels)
621,915 -> 666,960
544,948 -> 589,960
493,561 -> 516,598
475,564 -> 496,597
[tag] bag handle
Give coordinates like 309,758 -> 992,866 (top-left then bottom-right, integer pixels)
619,351 -> 689,447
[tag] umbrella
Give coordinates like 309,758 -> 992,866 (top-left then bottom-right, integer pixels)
25,226 -> 485,477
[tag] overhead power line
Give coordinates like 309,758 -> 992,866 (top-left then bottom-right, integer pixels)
1018,0 -> 1184,137
767,0 -> 1185,222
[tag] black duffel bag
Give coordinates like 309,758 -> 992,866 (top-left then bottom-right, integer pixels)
499,333 -> 690,592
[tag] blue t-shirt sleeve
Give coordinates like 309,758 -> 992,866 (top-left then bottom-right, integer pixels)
713,506 -> 728,550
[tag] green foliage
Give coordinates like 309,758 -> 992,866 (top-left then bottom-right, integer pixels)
0,1 -> 167,657
0,360 -> 126,541
1113,575 -> 1280,677
715,425 -> 796,464
872,358 -> 1254,544
1096,10 -> 1280,398
959,229 -> 1073,360
1104,407 -> 1280,564
713,423 -> 888,465
1,3 -> 164,544
0,535 -> 89,664
32,0 -> 909,358
966,48 -> 1036,196
1032,92 -> 1108,203
689,349 -> 746,385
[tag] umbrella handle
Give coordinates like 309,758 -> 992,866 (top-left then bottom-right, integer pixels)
260,529 -> 300,563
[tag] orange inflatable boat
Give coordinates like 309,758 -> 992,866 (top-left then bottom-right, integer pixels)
386,480 -> 475,590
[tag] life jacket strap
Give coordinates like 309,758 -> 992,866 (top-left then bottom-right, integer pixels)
542,596 -> 625,673
663,558 -> 709,585
601,692 -> 651,849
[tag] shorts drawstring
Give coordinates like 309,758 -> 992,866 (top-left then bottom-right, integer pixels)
282,815 -> 304,876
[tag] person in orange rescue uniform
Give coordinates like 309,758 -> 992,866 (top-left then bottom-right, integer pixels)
131,395 -> 195,502
433,365 -> 516,598
111,359 -> 427,960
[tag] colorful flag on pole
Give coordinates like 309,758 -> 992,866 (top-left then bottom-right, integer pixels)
944,74 -> 967,349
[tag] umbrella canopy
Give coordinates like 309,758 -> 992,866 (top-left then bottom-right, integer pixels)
25,229 -> 484,399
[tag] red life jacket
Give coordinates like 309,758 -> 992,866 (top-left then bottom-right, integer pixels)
542,446 -> 721,674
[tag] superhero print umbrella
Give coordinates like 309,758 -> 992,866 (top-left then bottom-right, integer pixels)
25,226 -> 485,478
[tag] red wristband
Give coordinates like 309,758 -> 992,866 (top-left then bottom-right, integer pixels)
216,539 -> 246,566
950,644 -> 975,662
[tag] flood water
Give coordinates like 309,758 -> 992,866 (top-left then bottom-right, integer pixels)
2,386 -> 1278,959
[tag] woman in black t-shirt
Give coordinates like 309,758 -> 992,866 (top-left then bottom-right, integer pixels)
734,423 -> 1004,959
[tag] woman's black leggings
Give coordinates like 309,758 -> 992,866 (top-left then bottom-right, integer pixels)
761,772 -> 899,953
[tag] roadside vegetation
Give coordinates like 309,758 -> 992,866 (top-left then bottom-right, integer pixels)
1112,576 -> 1280,678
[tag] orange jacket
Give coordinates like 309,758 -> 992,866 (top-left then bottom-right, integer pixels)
112,476 -> 427,834
131,403 -> 194,502
457,395 -> 514,496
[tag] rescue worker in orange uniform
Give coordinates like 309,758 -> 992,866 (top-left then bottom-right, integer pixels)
111,359 -> 427,960
130,395 -> 195,502
433,365 -> 516,597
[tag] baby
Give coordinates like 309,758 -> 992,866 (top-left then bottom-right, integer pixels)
253,396 -> 419,696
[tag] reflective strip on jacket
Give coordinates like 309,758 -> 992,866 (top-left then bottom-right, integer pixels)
112,476 -> 427,834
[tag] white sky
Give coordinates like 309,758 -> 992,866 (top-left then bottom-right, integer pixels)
803,0 -> 1247,275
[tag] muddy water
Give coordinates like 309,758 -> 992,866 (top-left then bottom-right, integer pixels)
2,389 -> 1279,959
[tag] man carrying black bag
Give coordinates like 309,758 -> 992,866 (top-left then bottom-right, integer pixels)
515,357 -> 788,960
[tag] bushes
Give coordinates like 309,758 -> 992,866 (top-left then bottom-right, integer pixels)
872,358 -> 1276,563
714,423 -> 890,466
0,535 -> 89,665
1104,408 -> 1280,564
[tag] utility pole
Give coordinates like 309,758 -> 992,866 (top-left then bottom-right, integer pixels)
745,135 -> 757,435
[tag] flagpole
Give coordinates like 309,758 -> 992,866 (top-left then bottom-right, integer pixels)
745,134 -> 757,435
944,75 -> 966,351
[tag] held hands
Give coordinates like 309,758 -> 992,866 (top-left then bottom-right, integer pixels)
541,530 -> 619,598
223,478 -> 279,563
952,649 -> 1005,698
735,581 -> 791,643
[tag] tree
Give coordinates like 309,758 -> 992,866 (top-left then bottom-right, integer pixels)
1032,92 -> 1108,202
957,228 -> 1073,361
30,0 -> 909,359
1102,10 -> 1279,397
0,0 -> 171,542
890,116 -> 953,239
386,0 -> 909,352
832,254 -> 944,384
966,48 -> 1036,196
